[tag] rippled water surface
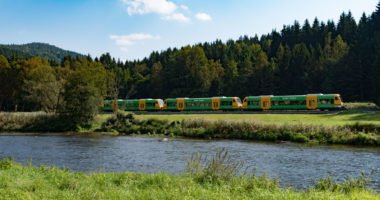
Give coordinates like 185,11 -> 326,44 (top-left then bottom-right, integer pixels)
0,135 -> 379,190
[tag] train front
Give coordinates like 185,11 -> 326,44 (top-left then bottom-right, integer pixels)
334,94 -> 344,109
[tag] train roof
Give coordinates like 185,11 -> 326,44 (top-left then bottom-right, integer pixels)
245,94 -> 340,98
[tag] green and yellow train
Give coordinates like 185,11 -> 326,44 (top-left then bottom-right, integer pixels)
103,94 -> 343,112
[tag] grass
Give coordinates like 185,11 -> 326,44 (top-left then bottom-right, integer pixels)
99,112 -> 380,146
2,107 -> 380,146
343,102 -> 379,111
0,112 -> 110,133
133,111 -> 380,126
0,155 -> 379,200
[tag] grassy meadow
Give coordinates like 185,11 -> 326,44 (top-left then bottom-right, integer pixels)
130,102 -> 380,126
133,112 -> 380,126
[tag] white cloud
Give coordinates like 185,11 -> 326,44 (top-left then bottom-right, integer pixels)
110,33 -> 160,48
121,0 -> 213,23
195,12 -> 212,21
162,13 -> 190,23
122,0 -> 193,23
180,5 -> 189,11
122,0 -> 177,15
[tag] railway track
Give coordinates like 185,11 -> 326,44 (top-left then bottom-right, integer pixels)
130,110 -> 344,115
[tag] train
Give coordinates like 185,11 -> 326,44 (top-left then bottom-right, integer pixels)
103,94 -> 344,112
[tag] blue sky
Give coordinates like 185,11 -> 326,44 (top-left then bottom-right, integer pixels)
0,0 -> 378,61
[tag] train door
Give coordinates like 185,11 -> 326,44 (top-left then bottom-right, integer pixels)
212,98 -> 220,110
306,95 -> 318,110
139,99 -> 146,111
260,96 -> 271,110
177,98 -> 185,111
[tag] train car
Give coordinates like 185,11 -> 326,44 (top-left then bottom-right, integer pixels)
103,99 -> 115,111
163,97 -> 242,111
243,94 -> 343,110
103,99 -> 164,112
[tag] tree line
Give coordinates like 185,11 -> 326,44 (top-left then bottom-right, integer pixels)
101,2 -> 380,104
0,2 -> 380,123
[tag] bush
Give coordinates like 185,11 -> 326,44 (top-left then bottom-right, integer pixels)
100,111 -> 170,135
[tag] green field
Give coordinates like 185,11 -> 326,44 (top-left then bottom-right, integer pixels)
133,111 -> 380,126
0,159 -> 378,200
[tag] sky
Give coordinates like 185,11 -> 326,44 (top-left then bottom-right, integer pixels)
0,0 -> 378,61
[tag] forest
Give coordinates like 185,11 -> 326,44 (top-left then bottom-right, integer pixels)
0,2 -> 380,124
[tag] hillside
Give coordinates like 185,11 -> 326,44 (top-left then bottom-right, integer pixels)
0,42 -> 83,62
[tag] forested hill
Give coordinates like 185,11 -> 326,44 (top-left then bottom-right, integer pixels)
0,43 -> 83,62
101,2 -> 379,103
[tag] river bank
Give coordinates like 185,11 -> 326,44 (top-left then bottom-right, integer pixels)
0,156 -> 378,200
1,111 -> 380,146
100,112 -> 380,146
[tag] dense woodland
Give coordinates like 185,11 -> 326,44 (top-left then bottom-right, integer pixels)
0,2 -> 380,124
0,43 -> 83,63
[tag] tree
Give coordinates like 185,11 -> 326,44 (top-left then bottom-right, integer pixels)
0,55 -> 12,110
150,62 -> 164,97
23,64 -> 61,112
337,12 -> 357,44
289,43 -> 311,94
59,58 -> 107,127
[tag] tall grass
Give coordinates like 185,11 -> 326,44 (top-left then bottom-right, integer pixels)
344,102 -> 379,111
2,111 -> 380,146
0,112 -> 78,132
185,148 -> 245,184
178,119 -> 380,145
314,174 -> 370,193
99,112 -> 380,146
0,156 -> 378,200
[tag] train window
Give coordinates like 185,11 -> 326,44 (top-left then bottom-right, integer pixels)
167,102 -> 176,107
318,99 -> 333,104
272,101 -> 279,106
221,101 -> 230,106
249,101 -> 260,106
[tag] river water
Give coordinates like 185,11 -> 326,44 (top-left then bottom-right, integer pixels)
0,135 -> 379,190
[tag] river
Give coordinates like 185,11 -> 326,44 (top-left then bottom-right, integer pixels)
0,135 -> 379,190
